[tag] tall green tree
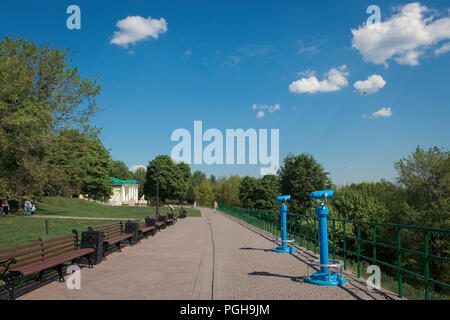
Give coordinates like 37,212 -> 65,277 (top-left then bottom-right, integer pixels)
186,184 -> 196,204
278,153 -> 333,214
0,36 -> 102,207
143,155 -> 190,204
394,146 -> 450,229
109,160 -> 134,180
195,179 -> 214,206
133,167 -> 147,199
45,129 -> 113,200
238,175 -> 280,210
192,171 -> 207,187
214,175 -> 242,206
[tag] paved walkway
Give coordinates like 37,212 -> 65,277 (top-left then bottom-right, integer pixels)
19,208 -> 400,300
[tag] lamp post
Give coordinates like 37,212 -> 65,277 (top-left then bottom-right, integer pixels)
156,166 -> 160,219
179,184 -> 184,210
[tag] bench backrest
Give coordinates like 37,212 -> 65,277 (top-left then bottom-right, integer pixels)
157,215 -> 167,222
0,231 -> 79,273
136,221 -> 147,229
89,222 -> 124,240
145,217 -> 155,226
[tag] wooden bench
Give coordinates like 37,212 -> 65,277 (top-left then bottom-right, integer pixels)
88,222 -> 133,259
157,215 -> 170,228
164,213 -> 175,226
0,230 -> 95,300
167,213 -> 177,224
145,217 -> 165,231
135,220 -> 156,238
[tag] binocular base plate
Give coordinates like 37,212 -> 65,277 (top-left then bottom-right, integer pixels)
305,272 -> 347,286
272,245 -> 297,253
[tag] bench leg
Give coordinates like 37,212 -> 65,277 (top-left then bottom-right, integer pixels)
103,243 -> 108,261
3,277 -> 16,300
56,264 -> 65,282
88,253 -> 94,268
116,242 -> 121,253
35,270 -> 45,283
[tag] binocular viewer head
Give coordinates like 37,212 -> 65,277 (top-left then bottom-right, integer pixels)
308,190 -> 334,200
276,195 -> 291,202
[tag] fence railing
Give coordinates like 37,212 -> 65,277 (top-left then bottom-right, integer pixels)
219,205 -> 450,300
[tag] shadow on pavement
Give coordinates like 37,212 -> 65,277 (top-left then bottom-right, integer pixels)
248,271 -> 306,283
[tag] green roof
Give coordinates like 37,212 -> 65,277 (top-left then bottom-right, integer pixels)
110,177 -> 138,185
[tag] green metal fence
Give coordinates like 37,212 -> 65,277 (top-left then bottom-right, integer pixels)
219,205 -> 450,300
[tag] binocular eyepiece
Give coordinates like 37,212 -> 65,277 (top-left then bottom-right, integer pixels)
276,195 -> 291,202
308,190 -> 334,200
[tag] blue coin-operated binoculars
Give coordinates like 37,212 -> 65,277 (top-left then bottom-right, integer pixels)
304,190 -> 347,286
272,195 -> 297,253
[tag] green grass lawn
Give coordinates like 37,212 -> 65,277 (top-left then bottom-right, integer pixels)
0,216 -> 115,250
33,196 -> 201,219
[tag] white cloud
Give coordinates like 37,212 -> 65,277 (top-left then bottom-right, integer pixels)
372,107 -> 392,118
435,42 -> 450,55
253,103 -> 280,119
289,65 -> 349,94
130,165 -> 147,172
256,111 -> 265,119
184,49 -> 192,56
111,16 -> 168,48
354,74 -> 386,94
351,3 -> 450,67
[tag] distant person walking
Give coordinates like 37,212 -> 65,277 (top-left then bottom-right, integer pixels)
1,199 -> 9,215
24,199 -> 32,215
214,201 -> 218,213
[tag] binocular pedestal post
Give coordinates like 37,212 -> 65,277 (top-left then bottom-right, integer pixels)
272,197 -> 296,253
305,191 -> 346,286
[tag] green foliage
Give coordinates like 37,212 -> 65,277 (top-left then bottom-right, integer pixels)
143,155 -> 191,204
192,171 -> 207,187
239,176 -> 258,208
194,179 -> 214,206
186,184 -> 196,204
213,175 -> 242,206
0,36 -> 105,206
133,168 -> 147,199
238,175 -> 280,210
109,160 -> 134,180
278,153 -> 333,214
394,146 -> 450,229
44,129 -> 113,201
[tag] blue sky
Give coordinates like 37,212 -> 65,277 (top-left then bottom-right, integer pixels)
1,0 -> 449,185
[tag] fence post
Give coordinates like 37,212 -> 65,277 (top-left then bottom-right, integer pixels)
306,216 -> 310,251
343,221 -> 347,270
357,224 -> 361,278
397,228 -> 403,298
299,216 -> 303,247
424,231 -> 430,300
373,226 -> 377,266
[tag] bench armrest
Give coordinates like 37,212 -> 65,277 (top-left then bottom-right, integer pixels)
0,258 -> 17,276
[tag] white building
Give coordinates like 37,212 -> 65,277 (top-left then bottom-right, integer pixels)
107,177 -> 139,206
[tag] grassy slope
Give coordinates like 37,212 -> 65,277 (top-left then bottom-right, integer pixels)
35,196 -> 201,219
0,216 -> 114,250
